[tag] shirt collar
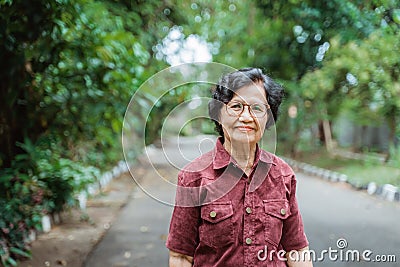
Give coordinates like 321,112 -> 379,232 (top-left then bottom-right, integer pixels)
212,137 -> 275,170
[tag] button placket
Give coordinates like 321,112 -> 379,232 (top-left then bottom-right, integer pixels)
245,207 -> 252,214
243,185 -> 254,267
243,182 -> 250,241
243,182 -> 256,250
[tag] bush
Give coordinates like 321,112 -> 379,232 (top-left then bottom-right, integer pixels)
0,143 -> 99,266
0,170 -> 42,266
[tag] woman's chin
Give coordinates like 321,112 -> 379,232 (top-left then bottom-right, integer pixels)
230,133 -> 259,144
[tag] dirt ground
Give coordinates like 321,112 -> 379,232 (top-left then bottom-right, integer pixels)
18,172 -> 137,267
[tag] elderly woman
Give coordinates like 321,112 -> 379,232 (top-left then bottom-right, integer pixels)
166,68 -> 312,267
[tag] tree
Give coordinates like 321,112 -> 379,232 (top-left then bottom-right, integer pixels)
0,0 -> 70,167
154,0 -> 399,155
299,25 -> 400,157
0,0 -> 185,263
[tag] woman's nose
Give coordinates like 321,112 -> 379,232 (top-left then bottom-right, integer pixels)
239,106 -> 254,121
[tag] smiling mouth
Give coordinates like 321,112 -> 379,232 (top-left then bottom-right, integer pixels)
236,126 -> 255,132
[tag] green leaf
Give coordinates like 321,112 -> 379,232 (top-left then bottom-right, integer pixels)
6,257 -> 18,267
9,247 -> 31,258
393,9 -> 400,24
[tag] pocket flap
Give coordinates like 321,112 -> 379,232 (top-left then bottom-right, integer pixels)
201,201 -> 234,223
263,199 -> 290,219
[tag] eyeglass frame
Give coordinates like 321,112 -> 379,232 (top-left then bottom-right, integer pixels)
225,101 -> 270,118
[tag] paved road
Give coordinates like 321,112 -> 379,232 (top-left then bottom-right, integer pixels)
84,136 -> 400,267
298,173 -> 400,266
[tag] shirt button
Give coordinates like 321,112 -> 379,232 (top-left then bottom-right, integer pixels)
245,207 -> 252,214
245,237 -> 252,245
209,211 -> 217,218
280,208 -> 286,215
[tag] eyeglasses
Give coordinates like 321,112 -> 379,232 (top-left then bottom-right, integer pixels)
225,101 -> 270,118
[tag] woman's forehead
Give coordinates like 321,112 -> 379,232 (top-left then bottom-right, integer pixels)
231,82 -> 267,102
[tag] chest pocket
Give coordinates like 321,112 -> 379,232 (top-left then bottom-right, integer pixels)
263,199 -> 290,247
199,201 -> 235,248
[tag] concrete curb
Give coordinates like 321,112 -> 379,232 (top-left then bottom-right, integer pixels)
281,157 -> 400,203
86,160 -> 129,200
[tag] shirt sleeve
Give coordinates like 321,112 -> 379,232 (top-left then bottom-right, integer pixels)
166,172 -> 200,256
280,174 -> 309,251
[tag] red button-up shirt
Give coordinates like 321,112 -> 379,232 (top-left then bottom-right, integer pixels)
166,138 -> 309,266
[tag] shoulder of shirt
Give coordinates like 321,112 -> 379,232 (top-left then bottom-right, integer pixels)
261,150 -> 295,179
177,149 -> 215,185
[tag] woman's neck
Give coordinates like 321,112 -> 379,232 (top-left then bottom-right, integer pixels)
223,138 -> 257,173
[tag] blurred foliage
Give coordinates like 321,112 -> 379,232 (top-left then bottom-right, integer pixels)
0,0 -> 183,168
300,25 -> 400,155
145,86 -> 189,144
167,0 -> 395,77
154,0 -> 399,157
0,0 -> 182,264
146,83 -> 212,142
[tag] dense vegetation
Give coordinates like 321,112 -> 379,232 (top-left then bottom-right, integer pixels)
171,0 -> 400,157
0,0 -> 181,265
1,0 -> 399,265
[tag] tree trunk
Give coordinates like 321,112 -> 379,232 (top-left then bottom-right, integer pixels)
322,119 -> 333,152
385,116 -> 397,162
318,121 -> 325,144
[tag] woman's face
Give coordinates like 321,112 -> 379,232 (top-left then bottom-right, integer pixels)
219,81 -> 269,146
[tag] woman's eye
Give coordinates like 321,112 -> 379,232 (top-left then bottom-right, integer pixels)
252,104 -> 264,112
230,103 -> 242,109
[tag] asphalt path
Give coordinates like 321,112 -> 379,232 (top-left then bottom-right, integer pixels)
298,172 -> 400,267
84,136 -> 400,267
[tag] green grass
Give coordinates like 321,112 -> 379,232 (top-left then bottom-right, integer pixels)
293,149 -> 400,187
